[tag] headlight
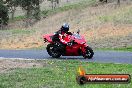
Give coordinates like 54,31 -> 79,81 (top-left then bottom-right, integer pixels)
80,42 -> 86,44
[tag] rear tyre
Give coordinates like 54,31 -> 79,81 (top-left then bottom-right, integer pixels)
46,44 -> 61,58
83,46 -> 94,59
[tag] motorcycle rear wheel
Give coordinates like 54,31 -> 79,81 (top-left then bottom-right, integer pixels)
46,44 -> 61,58
83,46 -> 94,59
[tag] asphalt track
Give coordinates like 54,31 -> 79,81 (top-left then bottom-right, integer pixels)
0,50 -> 132,64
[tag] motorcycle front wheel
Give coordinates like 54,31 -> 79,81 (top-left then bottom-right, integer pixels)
83,46 -> 94,59
46,44 -> 61,58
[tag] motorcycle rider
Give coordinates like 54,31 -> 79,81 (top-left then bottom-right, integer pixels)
52,23 -> 72,44
52,23 -> 72,52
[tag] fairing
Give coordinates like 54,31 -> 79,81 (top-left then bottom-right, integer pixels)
43,33 -> 88,56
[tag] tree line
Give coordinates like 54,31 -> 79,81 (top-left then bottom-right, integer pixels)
0,0 -> 60,28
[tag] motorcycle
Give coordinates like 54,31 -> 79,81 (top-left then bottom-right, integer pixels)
43,30 -> 94,59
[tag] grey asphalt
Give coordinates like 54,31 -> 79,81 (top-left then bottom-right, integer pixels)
0,50 -> 132,64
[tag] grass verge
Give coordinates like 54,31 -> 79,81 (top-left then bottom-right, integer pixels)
96,46 -> 132,52
0,59 -> 131,88
31,45 -> 46,50
0,29 -> 35,35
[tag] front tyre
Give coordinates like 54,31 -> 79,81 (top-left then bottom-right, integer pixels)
83,46 -> 94,59
46,44 -> 61,58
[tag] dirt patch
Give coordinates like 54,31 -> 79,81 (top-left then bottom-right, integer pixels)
0,34 -> 44,49
83,24 -> 132,48
0,59 -> 46,73
84,23 -> 132,41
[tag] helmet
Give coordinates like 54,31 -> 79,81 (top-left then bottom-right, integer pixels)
61,23 -> 69,33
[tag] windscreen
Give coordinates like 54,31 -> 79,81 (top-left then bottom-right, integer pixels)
73,33 -> 82,39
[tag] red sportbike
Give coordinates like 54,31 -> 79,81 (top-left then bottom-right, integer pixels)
43,30 -> 94,59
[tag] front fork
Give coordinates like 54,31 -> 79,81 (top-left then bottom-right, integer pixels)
81,44 -> 88,54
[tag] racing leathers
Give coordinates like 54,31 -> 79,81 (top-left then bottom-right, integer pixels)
52,30 -> 72,53
52,29 -> 72,44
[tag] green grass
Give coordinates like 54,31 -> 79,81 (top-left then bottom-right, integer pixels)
0,60 -> 132,88
9,16 -> 26,22
96,46 -> 132,52
0,29 -> 35,35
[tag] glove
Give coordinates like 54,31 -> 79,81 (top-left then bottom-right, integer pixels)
67,42 -> 72,46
